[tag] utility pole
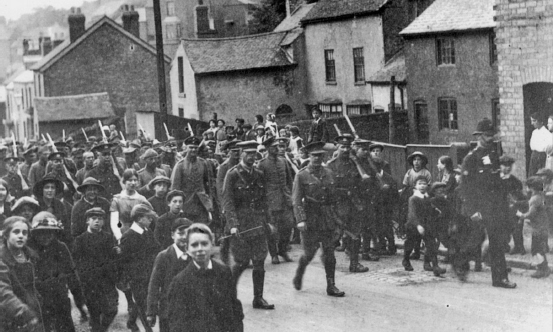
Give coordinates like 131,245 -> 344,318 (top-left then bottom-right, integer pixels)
153,0 -> 167,137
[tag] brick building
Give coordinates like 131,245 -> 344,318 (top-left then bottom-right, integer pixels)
31,9 -> 171,138
495,0 -> 553,179
400,0 -> 498,144
170,31 -> 305,122
300,0 -> 427,118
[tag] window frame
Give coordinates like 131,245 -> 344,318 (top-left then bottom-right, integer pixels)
166,1 -> 175,16
318,103 -> 342,118
492,98 -> 500,130
489,32 -> 497,65
324,49 -> 336,83
436,37 -> 455,66
437,97 -> 458,130
352,47 -> 365,84
346,104 -> 371,116
178,107 -> 184,118
177,56 -> 184,94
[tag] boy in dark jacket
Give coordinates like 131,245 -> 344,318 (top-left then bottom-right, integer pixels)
154,190 -> 186,249
402,176 -> 445,276
73,207 -> 119,332
146,217 -> 193,332
119,204 -> 161,332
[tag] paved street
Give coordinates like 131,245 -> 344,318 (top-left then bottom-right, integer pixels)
70,244 -> 552,332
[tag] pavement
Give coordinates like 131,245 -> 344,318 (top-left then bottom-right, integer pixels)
69,238 -> 553,332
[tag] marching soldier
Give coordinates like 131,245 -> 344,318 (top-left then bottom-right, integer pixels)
292,141 -> 345,297
459,118 -> 515,288
86,143 -> 123,200
222,140 -> 275,310
171,136 -> 212,225
327,135 -> 372,272
3,154 -> 29,199
257,137 -> 294,264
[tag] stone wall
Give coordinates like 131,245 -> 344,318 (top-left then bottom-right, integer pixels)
495,0 -> 553,179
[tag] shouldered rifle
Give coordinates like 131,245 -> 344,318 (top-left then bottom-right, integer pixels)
98,121 -> 123,181
47,133 -> 79,190
81,128 -> 89,142
187,123 -> 194,137
12,133 -> 29,191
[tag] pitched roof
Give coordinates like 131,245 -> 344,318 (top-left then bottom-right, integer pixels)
35,92 -> 115,122
366,49 -> 405,83
301,0 -> 389,24
400,0 -> 495,36
274,2 -> 317,32
182,32 -> 293,74
31,16 -> 171,73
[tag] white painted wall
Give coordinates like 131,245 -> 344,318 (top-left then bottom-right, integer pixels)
371,84 -> 407,112
169,42 -> 199,119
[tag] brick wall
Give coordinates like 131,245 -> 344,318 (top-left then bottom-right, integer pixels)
42,23 -> 171,138
495,0 -> 553,180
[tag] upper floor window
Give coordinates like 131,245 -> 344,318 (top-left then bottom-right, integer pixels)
492,98 -> 500,130
165,24 -> 180,39
436,37 -> 455,65
319,103 -> 342,118
324,50 -> 336,83
438,97 -> 458,130
167,1 -> 175,16
489,32 -> 497,65
353,47 -> 365,84
177,56 -> 185,94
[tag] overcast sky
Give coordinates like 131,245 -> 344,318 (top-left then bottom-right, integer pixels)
1,0 -> 87,21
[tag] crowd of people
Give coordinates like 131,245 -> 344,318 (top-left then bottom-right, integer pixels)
0,109 -> 552,332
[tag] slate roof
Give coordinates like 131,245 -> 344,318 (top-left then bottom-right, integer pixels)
35,92 -> 115,122
400,0 -> 495,36
182,32 -> 293,74
274,2 -> 316,32
301,0 -> 389,24
366,49 -> 405,83
31,16 -> 171,73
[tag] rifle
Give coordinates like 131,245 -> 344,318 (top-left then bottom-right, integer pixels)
98,121 -> 123,182
333,124 -> 342,136
12,133 -> 29,191
81,128 -> 89,142
187,123 -> 194,137
47,133 -> 79,191
163,123 -> 171,140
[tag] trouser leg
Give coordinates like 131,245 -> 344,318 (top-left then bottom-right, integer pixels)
487,230 -> 508,283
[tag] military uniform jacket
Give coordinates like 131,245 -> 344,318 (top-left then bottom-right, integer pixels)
256,156 -> 293,212
222,163 -> 267,237
326,157 -> 365,213
2,171 -> 26,199
216,158 -> 239,207
171,156 -> 211,216
85,165 -> 123,200
460,146 -> 508,221
292,165 -> 337,231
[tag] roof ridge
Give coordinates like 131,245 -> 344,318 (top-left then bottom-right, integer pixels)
181,31 -> 287,42
35,92 -> 110,100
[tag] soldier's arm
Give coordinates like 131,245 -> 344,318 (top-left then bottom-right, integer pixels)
222,171 -> 239,230
292,172 -> 306,224
170,162 -> 181,191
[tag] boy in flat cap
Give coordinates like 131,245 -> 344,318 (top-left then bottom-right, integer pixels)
73,207 -> 119,332
146,176 -> 171,217
71,177 -> 111,238
498,155 -> 526,255
146,217 -> 193,332
155,190 -> 186,249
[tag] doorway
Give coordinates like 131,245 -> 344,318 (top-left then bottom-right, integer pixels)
523,82 -> 553,175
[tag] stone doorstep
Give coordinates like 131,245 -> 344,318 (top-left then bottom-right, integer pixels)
393,239 -> 553,271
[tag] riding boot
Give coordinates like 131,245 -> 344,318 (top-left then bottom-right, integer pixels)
293,256 -> 308,290
324,258 -> 345,297
252,270 -> 275,309
349,239 -> 369,272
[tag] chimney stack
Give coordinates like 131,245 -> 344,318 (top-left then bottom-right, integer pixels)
22,39 -> 29,55
122,5 -> 140,38
42,37 -> 53,56
68,7 -> 86,43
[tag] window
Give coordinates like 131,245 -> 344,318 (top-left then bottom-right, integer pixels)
436,37 -> 455,65
492,98 -> 500,130
353,48 -> 365,83
346,104 -> 371,115
178,108 -> 184,118
438,97 -> 458,130
166,1 -> 175,16
374,106 -> 385,113
489,32 -> 497,64
324,50 -> 336,83
177,56 -> 184,94
318,103 -> 342,118
166,24 -> 178,39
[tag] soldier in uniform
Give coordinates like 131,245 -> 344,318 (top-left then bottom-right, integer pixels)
44,151 -> 77,204
20,146 -> 37,183
86,143 -> 124,200
326,135 -> 372,272
216,139 -> 241,264
257,137 -> 294,264
137,149 -> 167,196
171,136 -> 212,225
292,141 -> 345,297
123,140 -> 142,171
76,151 -> 95,185
3,154 -> 29,200
28,145 -> 51,188
460,118 -> 516,288
222,140 -> 275,310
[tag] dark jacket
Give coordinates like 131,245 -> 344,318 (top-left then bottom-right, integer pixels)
146,245 -> 190,319
72,230 -> 118,287
119,226 -> 161,284
307,118 -> 329,143
70,197 -> 111,238
407,192 -> 440,234
154,211 -> 186,249
0,245 -> 44,332
168,260 -> 243,332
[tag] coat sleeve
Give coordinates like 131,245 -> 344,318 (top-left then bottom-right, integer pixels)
61,243 -> 86,309
222,171 -> 239,229
146,252 -> 166,317
292,172 -> 306,223
70,202 -> 85,238
0,260 -> 38,326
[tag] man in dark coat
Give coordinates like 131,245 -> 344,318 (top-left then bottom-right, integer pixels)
222,141 -> 274,310
147,218 -> 193,332
460,118 -> 516,288
307,108 -> 329,143
71,177 -> 111,237
85,143 -> 124,200
167,223 -> 243,332
292,142 -> 345,297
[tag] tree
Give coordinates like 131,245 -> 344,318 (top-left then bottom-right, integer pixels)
249,0 -> 286,34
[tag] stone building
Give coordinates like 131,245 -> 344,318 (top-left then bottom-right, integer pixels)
400,0 -> 498,144
31,9 -> 171,138
4,70 -> 38,141
494,0 -> 553,178
170,30 -> 305,122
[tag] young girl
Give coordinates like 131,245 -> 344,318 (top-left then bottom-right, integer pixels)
288,126 -> 303,157
11,196 -> 41,223
516,177 -> 551,278
436,155 -> 457,197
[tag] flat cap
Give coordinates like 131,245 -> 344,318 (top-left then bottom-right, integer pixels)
85,207 -> 106,218
171,217 -> 193,232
